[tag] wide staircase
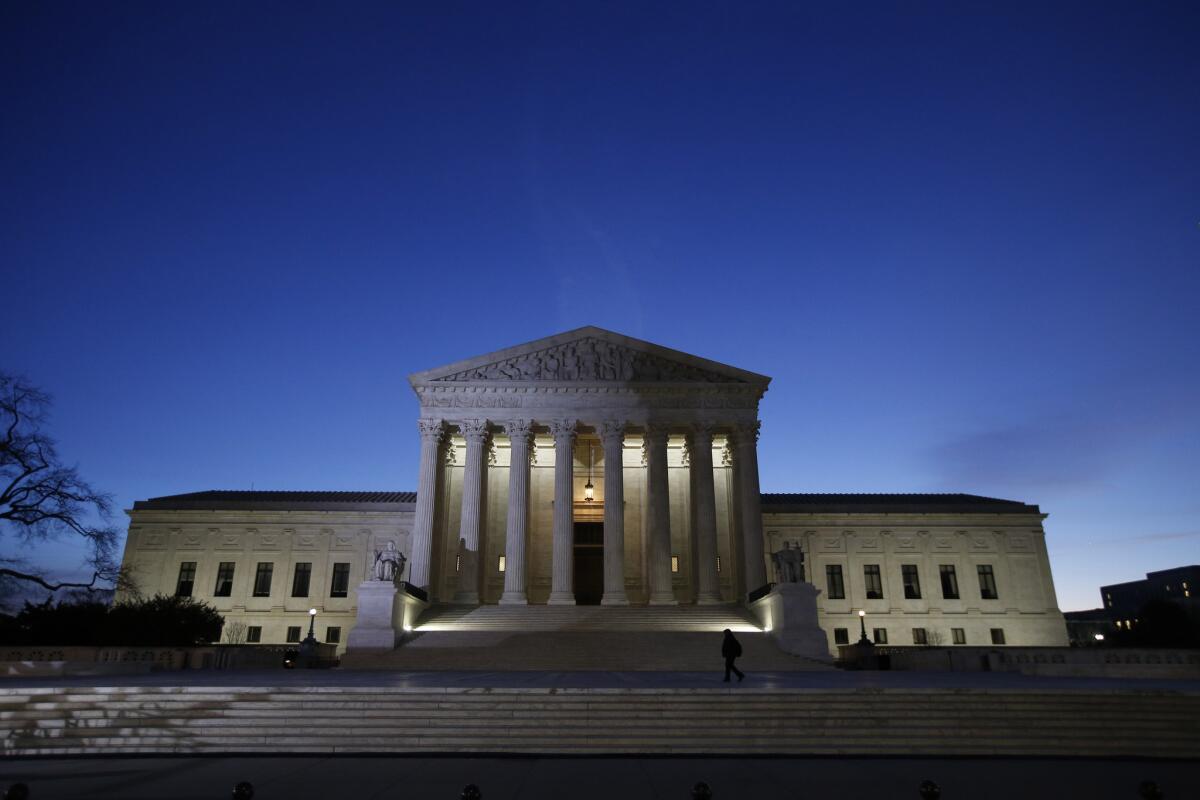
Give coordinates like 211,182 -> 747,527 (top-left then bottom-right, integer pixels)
4,684 -> 1198,756
340,604 -> 832,671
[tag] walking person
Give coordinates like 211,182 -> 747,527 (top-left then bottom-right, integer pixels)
722,628 -> 744,683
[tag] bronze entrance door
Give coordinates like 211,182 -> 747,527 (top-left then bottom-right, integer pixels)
573,522 -> 604,605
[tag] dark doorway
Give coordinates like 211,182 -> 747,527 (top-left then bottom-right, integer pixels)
573,522 -> 604,605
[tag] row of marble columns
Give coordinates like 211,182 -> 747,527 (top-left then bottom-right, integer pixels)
407,418 -> 767,606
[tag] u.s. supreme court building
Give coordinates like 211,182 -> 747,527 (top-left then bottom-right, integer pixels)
117,327 -> 1069,656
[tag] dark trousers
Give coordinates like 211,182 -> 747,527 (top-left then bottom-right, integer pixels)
724,656 -> 744,681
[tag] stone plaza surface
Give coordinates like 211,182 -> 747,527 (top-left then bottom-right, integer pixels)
2,754 -> 1198,800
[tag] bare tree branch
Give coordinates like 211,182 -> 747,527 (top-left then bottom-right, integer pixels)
0,566 -> 102,592
0,372 -> 120,596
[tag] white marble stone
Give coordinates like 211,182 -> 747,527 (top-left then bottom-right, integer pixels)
749,582 -> 832,659
115,326 -> 1071,657
346,581 -> 400,650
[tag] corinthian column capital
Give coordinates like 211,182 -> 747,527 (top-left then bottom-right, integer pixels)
458,418 -> 491,444
502,418 -> 534,442
688,421 -> 718,447
599,420 -> 626,447
642,422 -> 671,444
730,420 -> 762,446
417,418 -> 446,442
548,418 -> 578,443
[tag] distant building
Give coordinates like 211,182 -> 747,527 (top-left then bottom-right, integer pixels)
1102,566 -> 1200,632
1063,608 -> 1115,647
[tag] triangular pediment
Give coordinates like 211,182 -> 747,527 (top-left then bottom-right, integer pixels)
409,326 -> 770,386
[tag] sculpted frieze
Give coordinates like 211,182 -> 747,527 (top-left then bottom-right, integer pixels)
432,337 -> 741,384
418,389 -> 758,410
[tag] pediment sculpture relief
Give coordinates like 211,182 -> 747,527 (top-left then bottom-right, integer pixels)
433,337 -> 740,383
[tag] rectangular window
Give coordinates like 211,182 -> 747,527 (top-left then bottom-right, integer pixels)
252,562 -> 274,597
990,628 -> 1006,645
952,628 -> 966,645
330,562 -> 350,598
901,565 -> 922,599
912,627 -> 928,645
864,565 -> 883,599
325,626 -> 341,644
175,562 -> 196,597
716,556 -> 721,574
286,626 -> 301,643
978,565 -> 998,599
671,555 -> 680,573
825,565 -> 845,599
291,562 -> 312,598
939,565 -> 960,599
213,562 -> 235,597
455,555 -> 461,573
833,628 -> 849,645
873,628 -> 888,645
497,555 -> 506,573
246,626 -> 262,643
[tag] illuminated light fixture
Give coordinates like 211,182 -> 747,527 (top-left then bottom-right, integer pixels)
304,607 -> 318,642
584,443 -> 595,501
498,555 -> 506,573
1094,633 -> 1105,642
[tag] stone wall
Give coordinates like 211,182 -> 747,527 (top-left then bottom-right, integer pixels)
765,511 -> 1069,651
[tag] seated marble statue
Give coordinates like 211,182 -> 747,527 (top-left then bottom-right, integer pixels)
372,541 -> 406,583
771,542 -> 805,583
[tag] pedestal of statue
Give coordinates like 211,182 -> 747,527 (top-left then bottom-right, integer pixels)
346,580 -> 399,651
749,581 -> 832,660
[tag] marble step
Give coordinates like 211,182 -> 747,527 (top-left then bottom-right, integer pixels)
4,687 -> 1198,757
340,631 -> 828,671
412,605 -> 762,632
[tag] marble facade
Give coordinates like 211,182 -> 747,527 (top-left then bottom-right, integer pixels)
116,327 -> 1069,654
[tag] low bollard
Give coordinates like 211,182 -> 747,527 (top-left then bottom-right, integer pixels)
461,784 -> 482,800
692,781 -> 713,800
1138,781 -> 1164,800
4,784 -> 31,800
918,780 -> 941,800
232,781 -> 254,799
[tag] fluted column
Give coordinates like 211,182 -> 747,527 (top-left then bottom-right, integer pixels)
409,418 -> 446,593
644,423 -> 677,605
689,423 -> 722,604
500,419 -> 533,605
548,419 -> 577,605
452,419 -> 489,604
733,421 -> 767,593
600,420 -> 629,606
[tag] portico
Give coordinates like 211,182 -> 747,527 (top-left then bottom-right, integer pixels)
405,327 -> 772,607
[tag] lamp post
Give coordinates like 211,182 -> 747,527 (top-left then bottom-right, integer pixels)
299,608 -> 318,664
857,609 -> 871,645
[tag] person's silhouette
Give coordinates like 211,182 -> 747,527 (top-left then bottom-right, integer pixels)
721,629 -> 744,682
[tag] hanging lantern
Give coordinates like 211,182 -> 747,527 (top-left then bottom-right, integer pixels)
584,443 -> 595,501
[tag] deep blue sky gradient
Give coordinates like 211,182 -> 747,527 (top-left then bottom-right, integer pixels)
3,2 -> 1198,611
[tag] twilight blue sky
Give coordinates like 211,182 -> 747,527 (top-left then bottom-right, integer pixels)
3,2 -> 1198,611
